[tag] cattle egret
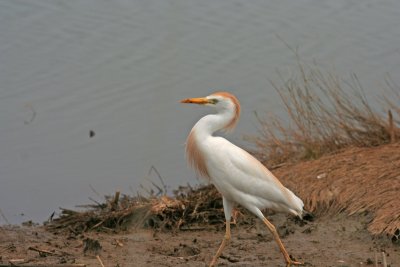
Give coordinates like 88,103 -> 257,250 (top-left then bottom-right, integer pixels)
181,92 -> 304,266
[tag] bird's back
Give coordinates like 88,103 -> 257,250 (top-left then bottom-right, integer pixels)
202,136 -> 304,217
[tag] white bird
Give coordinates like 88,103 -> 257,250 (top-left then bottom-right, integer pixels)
181,92 -> 304,267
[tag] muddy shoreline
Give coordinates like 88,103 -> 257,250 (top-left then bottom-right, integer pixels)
1,212 -> 399,266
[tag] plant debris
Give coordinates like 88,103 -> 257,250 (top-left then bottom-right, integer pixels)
46,184 -> 254,235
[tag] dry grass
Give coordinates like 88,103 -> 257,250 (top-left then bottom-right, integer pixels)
249,61 -> 400,238
274,143 -> 400,237
251,62 -> 400,166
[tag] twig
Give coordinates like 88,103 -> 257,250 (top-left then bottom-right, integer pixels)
89,184 -> 101,197
88,197 -> 103,207
28,246 -> 71,257
59,208 -> 79,215
149,165 -> 168,195
382,252 -> 387,267
28,246 -> 58,256
90,219 -> 106,230
0,244 -> 14,254
150,181 -> 164,196
111,191 -> 120,210
374,251 -> 378,267
8,259 -> 25,265
269,163 -> 287,170
47,211 -> 55,222
139,184 -> 153,196
96,255 -> 105,267
114,239 -> 124,247
0,208 -> 10,225
179,226 -> 206,231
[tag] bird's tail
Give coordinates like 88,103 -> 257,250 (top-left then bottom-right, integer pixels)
286,189 -> 304,218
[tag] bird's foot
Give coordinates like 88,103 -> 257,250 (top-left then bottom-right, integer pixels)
286,259 -> 303,266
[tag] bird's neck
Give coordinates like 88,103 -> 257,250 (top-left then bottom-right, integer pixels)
193,110 -> 235,138
185,109 -> 235,179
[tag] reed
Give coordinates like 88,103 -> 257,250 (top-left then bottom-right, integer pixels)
251,62 -> 400,166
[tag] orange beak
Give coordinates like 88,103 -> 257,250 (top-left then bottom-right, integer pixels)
180,97 -> 210,105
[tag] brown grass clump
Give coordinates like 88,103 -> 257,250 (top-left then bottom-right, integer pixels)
249,60 -> 400,239
184,76 -> 399,239
251,63 -> 400,166
274,143 -> 400,237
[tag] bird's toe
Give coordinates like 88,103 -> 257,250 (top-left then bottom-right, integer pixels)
287,259 -> 303,266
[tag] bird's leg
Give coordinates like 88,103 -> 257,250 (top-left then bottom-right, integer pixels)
262,218 -> 303,266
209,197 -> 234,267
209,220 -> 231,267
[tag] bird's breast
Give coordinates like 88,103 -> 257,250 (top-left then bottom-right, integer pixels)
185,129 -> 212,179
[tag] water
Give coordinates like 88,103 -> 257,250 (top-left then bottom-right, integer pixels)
1,0 -> 399,224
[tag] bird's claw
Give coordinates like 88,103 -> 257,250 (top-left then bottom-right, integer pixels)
286,259 -> 303,266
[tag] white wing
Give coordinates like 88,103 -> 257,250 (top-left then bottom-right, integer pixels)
204,137 -> 303,215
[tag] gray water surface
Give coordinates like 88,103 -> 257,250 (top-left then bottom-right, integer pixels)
1,0 -> 399,224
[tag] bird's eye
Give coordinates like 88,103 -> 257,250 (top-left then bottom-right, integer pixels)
209,99 -> 219,104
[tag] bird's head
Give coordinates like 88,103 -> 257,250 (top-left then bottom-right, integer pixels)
181,91 -> 240,130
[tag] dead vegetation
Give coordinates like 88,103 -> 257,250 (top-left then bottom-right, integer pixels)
273,142 -> 400,239
250,63 -> 400,166
247,61 -> 400,240
47,185 -> 238,234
